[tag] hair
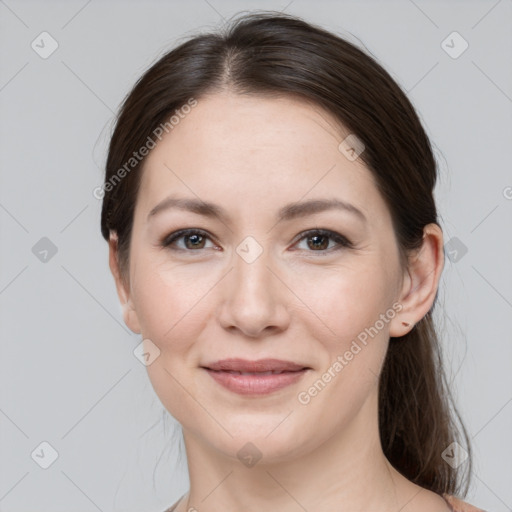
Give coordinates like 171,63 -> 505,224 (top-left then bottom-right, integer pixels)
100,10 -> 472,497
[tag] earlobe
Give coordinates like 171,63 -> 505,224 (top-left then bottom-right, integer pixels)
108,232 -> 141,335
120,302 -> 141,335
389,223 -> 444,338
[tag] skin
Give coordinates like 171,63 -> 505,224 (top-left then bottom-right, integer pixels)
109,91 -> 449,512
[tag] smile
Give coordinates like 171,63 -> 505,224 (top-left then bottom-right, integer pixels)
201,358 -> 311,395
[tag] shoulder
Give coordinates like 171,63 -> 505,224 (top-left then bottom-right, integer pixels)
161,499 -> 179,512
162,493 -> 187,512
165,493 -> 487,512
443,493 -> 487,512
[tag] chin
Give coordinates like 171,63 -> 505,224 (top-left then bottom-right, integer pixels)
191,415 -> 317,466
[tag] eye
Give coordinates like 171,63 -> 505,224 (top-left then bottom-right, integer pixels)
161,228 -> 353,254
292,229 -> 353,253
161,229 -> 218,251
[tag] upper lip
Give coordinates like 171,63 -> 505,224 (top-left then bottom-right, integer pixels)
202,358 -> 309,373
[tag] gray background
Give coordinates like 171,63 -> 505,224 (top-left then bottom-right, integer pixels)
1,1 -> 511,511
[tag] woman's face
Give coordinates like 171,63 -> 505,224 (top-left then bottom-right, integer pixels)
113,91 -> 410,463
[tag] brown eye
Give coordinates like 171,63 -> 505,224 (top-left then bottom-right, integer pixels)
183,233 -> 206,249
306,233 -> 330,250
293,229 -> 353,253
162,229 -> 215,251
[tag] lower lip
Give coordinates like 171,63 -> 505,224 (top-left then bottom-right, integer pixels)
204,368 -> 308,395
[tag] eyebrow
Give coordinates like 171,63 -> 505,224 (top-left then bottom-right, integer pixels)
147,196 -> 367,224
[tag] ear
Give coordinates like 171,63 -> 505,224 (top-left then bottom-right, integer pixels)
389,223 -> 444,338
108,232 -> 141,334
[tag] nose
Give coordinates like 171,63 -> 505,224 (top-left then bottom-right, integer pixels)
217,246 -> 291,338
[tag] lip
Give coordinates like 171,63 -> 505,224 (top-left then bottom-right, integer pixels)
201,358 -> 310,395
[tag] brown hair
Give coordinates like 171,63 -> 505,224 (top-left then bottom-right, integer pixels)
101,11 -> 472,496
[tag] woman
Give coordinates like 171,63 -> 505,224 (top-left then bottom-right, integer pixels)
100,11 -> 486,512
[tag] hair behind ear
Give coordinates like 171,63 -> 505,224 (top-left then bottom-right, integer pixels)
379,311 -> 472,495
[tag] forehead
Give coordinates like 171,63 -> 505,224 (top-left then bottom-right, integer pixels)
137,91 -> 388,225
150,91 -> 347,162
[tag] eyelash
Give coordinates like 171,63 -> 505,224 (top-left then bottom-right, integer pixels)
161,228 -> 354,255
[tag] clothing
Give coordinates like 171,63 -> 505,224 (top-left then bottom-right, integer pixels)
163,493 -> 486,511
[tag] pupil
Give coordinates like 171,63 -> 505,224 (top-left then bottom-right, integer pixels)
309,235 -> 328,250
186,234 -> 204,249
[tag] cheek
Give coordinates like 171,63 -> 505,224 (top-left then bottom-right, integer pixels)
290,257 -> 396,346
131,264 -> 210,352
291,259 -> 395,401
131,263 -> 214,422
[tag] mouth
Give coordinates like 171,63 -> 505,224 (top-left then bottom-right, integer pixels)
201,358 -> 311,395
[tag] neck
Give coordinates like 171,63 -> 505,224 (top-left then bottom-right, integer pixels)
179,389 -> 413,512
